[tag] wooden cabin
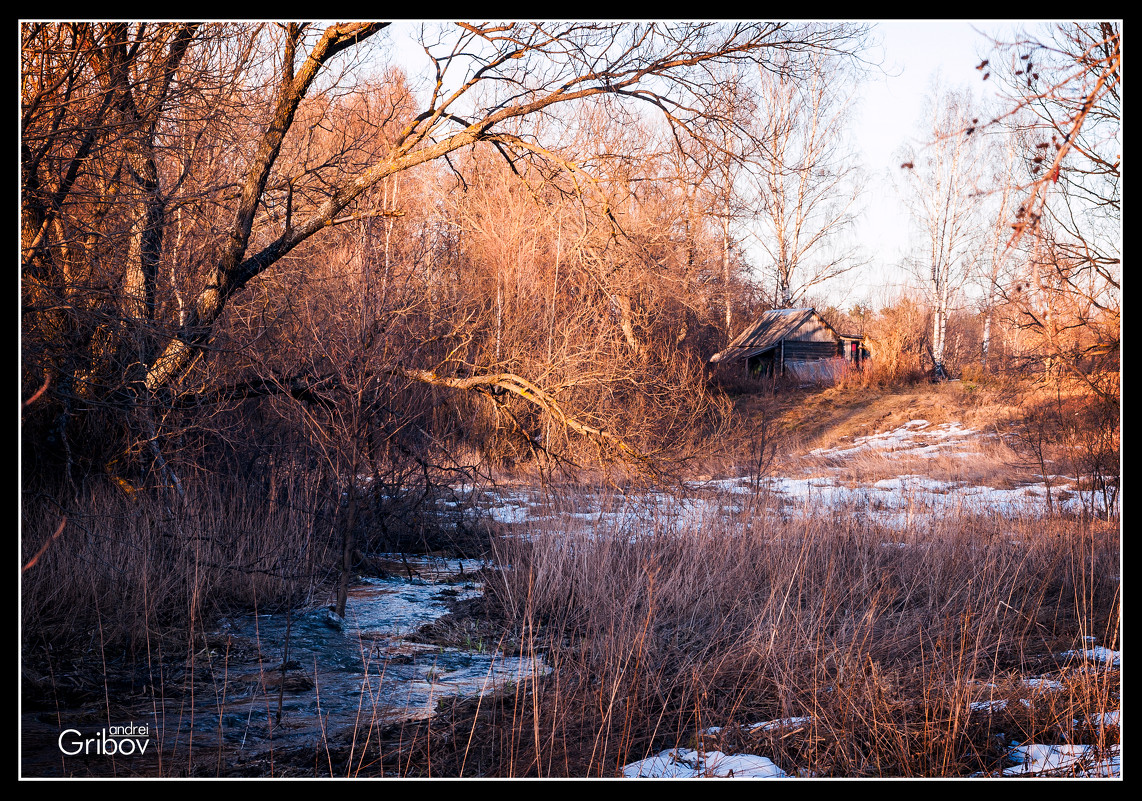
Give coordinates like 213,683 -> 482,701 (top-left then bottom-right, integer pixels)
709,307 -> 867,380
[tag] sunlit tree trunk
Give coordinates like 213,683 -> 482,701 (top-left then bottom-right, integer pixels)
899,81 -> 983,380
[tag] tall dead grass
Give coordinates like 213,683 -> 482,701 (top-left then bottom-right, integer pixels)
21,471 -> 332,671
398,490 -> 1119,777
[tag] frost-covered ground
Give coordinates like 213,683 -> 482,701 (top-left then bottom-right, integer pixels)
458,419 -> 1114,535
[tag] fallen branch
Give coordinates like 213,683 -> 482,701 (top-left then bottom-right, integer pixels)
166,363 -> 654,472
397,367 -> 649,466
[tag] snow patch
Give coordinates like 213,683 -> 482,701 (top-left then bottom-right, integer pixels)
1002,743 -> 1120,777
622,748 -> 787,778
1061,646 -> 1120,667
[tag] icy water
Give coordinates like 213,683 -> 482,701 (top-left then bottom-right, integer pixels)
204,558 -> 543,739
22,554 -> 545,776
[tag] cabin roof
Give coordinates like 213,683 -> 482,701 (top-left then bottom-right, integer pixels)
709,307 -> 839,363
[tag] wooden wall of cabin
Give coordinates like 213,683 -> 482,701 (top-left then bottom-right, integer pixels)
787,316 -> 839,343
781,340 -> 838,360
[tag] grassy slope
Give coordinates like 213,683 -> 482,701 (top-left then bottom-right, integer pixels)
752,380 -> 1021,456
721,378 -> 1066,487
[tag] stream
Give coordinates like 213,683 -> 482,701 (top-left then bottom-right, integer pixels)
22,553 -> 545,776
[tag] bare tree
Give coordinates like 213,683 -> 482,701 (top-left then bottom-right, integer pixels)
986,23 -> 1121,521
897,81 -> 986,379
987,22 -> 1120,393
976,127 -> 1021,371
23,21 -> 871,475
986,23 -> 1119,251
141,23 -> 868,393
686,66 -> 761,334
746,50 -> 866,308
22,22 -> 252,484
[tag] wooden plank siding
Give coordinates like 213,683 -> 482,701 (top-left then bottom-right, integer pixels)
786,318 -> 838,343
781,341 -> 838,359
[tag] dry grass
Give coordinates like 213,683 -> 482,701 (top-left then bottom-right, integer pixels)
22,475 -> 325,658
806,431 -> 1039,490
713,378 -> 1066,521
21,374 -> 1118,778
376,489 -> 1119,778
776,381 -> 1020,456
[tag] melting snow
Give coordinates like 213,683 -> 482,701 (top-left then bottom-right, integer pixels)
703,716 -> 812,737
809,420 -> 977,459
466,416 -> 1114,536
471,418 -> 1119,778
747,716 -> 813,733
1082,710 -> 1120,728
1002,744 -> 1121,777
1022,677 -> 1066,692
1062,646 -> 1121,667
622,748 -> 787,778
